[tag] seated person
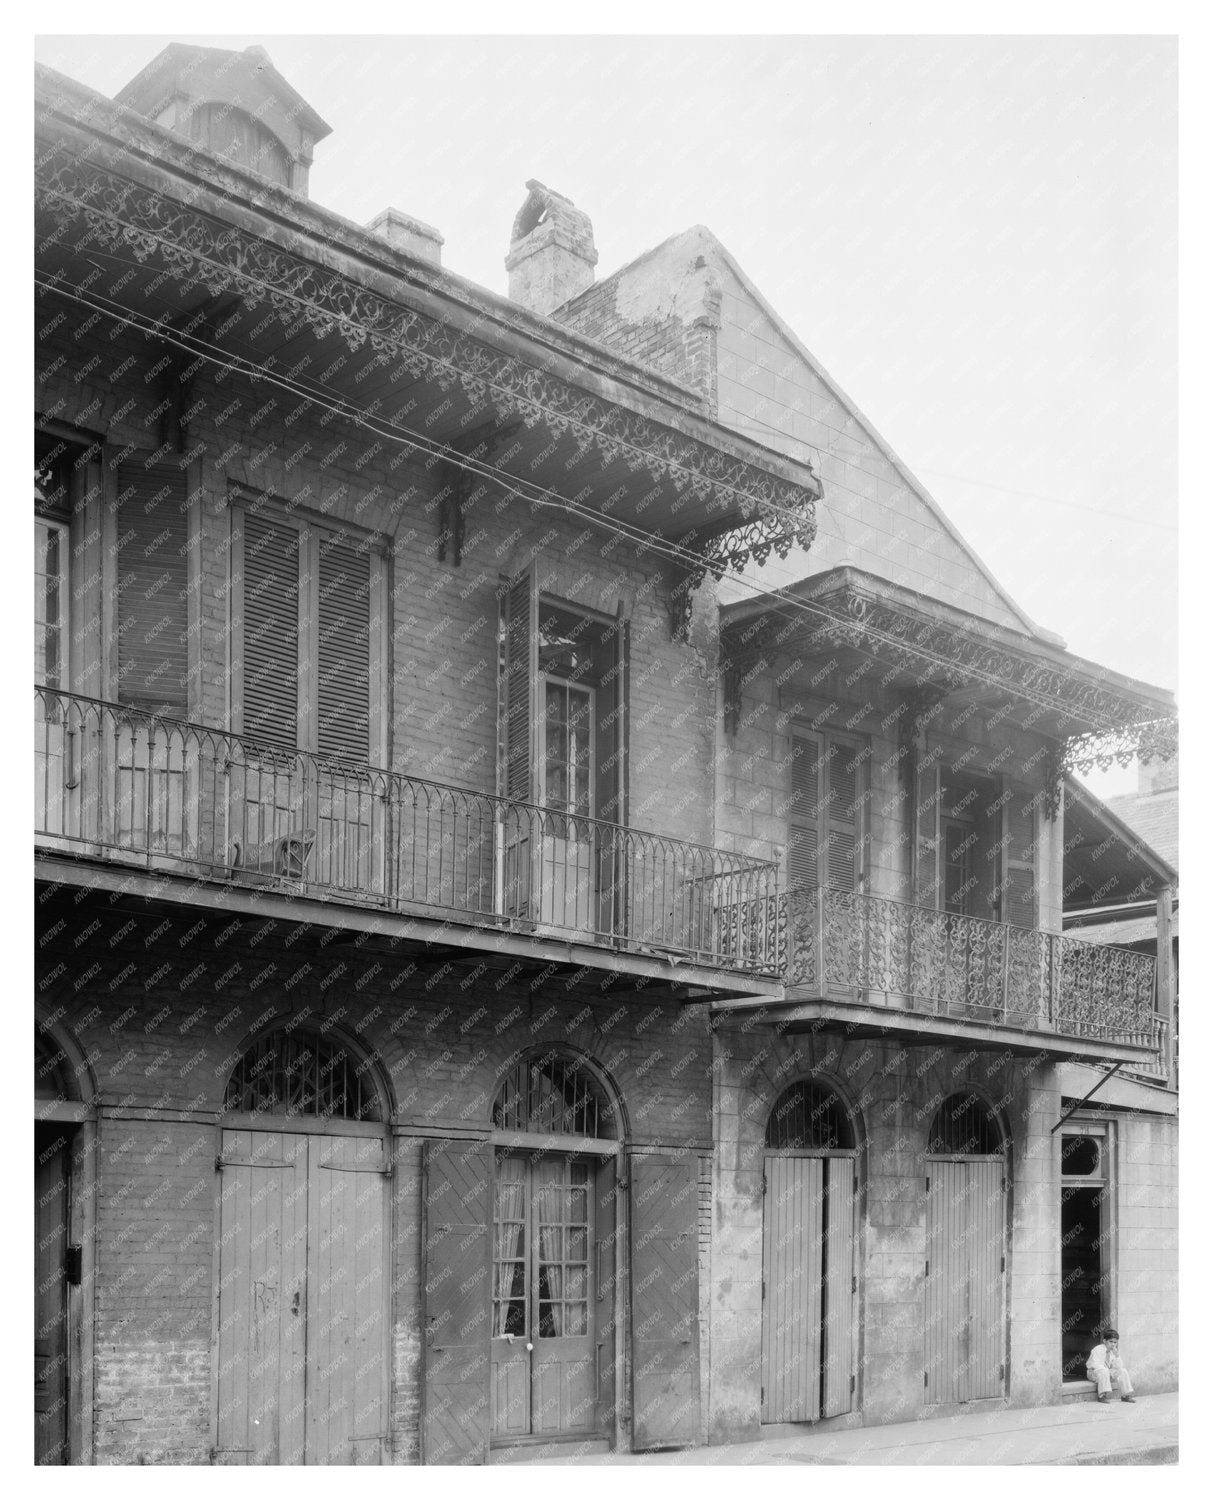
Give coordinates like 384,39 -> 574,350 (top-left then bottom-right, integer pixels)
1086,1328 -> 1136,1403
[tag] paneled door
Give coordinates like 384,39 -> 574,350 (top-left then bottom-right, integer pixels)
34,1124 -> 70,1464
490,1153 -> 602,1442
215,1129 -> 389,1464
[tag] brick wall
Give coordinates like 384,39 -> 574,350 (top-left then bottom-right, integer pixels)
37,894 -> 714,1463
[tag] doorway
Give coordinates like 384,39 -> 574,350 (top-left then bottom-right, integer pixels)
214,1029 -> 390,1465
760,1079 -> 858,1423
35,1122 -> 73,1464
1061,1131 -> 1110,1379
491,1152 -> 609,1439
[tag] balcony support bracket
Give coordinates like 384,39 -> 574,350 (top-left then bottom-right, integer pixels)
1050,1061 -> 1124,1133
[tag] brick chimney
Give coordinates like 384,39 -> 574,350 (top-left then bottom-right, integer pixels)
506,180 -> 597,315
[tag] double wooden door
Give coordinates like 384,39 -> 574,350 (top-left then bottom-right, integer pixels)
760,1154 -> 855,1423
215,1128 -> 389,1464
490,1153 -> 611,1442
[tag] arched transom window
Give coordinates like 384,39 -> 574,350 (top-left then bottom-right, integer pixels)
224,1027 -> 383,1123
492,1052 -> 616,1140
928,1092 -> 1006,1155
766,1078 -> 855,1150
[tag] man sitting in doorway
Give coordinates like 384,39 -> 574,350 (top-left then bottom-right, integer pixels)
1087,1329 -> 1136,1403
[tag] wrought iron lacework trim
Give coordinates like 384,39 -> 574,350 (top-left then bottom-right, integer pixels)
766,1079 -> 855,1151
927,1092 -> 1005,1155
224,1028 -> 384,1122
35,146 -> 818,578
492,1053 -> 617,1139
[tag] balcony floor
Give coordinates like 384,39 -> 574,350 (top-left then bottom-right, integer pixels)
35,852 -> 783,1003
709,990 -> 1165,1069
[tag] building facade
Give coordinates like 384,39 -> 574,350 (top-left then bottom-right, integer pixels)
34,46 -> 1177,1466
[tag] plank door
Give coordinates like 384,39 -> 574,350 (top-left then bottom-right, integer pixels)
422,1140 -> 492,1464
821,1157 -> 856,1418
925,1159 -> 1005,1403
215,1130 -> 309,1464
305,1135 -> 389,1465
761,1156 -> 823,1422
34,1124 -> 70,1465
630,1154 -> 700,1449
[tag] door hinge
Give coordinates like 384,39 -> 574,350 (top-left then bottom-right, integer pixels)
924,1371 -> 929,1388
760,1386 -> 764,1405
925,1175 -> 930,1191
853,1176 -> 858,1194
852,1274 -> 857,1294
925,1259 -> 929,1276
215,1154 -> 225,1173
761,1174 -> 767,1196
851,1374 -> 856,1393
761,1278 -> 766,1300
1000,1256 -> 1006,1274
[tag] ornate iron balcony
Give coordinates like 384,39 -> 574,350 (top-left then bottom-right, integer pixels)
34,687 -> 779,975
767,886 -> 1166,1070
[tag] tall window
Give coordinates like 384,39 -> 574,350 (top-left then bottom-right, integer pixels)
786,729 -> 868,892
34,516 -> 67,689
233,496 -> 383,760
543,679 -> 593,817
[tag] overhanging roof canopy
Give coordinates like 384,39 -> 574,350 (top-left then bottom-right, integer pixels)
720,567 -> 1177,763
35,68 -> 820,586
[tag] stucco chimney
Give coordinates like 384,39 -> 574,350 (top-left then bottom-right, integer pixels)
505,180 -> 597,315
366,208 -> 444,267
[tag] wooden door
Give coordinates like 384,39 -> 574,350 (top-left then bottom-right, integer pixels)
489,1153 -> 598,1442
423,1140 -> 492,1464
924,1158 -> 1005,1403
305,1135 -> 389,1464
34,1124 -> 70,1465
630,1153 -> 700,1449
761,1155 -> 856,1424
216,1130 -> 310,1464
216,1129 -> 389,1465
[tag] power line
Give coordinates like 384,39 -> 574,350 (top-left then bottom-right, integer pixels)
36,270 -> 1161,736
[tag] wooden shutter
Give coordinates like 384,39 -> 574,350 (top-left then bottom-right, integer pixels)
502,563 -> 539,803
821,1157 -> 856,1418
787,731 -> 822,892
116,459 -> 189,715
240,511 -> 302,749
317,534 -> 372,761
914,759 -> 943,909
825,740 -> 864,892
1001,783 -> 1037,929
422,1140 -> 492,1465
630,1153 -> 700,1449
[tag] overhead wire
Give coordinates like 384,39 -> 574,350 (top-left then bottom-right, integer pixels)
35,267 -> 1161,736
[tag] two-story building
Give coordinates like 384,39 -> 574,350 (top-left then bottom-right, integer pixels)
34,44 -> 1177,1466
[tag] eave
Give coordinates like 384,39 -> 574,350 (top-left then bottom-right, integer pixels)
719,565 -> 1176,749
34,67 -> 820,580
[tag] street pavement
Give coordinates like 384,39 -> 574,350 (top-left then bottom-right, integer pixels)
515,1391 -> 1178,1466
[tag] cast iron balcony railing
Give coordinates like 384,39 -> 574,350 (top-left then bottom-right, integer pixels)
767,886 -> 1166,1072
34,687 -> 779,975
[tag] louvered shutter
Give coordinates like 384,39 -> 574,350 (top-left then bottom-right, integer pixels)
116,459 -> 189,715
1001,783 -> 1037,928
241,511 -> 302,749
502,563 -> 539,804
825,740 -> 864,892
914,760 -> 943,909
787,731 -> 822,892
317,534 -> 372,761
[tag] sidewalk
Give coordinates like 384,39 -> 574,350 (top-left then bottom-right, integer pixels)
519,1392 -> 1178,1466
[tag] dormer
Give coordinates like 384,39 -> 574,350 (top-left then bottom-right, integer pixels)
114,43 -> 331,197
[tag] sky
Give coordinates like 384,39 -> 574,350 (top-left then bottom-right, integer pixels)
31,30 -> 1179,797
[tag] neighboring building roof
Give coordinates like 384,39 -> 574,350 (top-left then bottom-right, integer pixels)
1068,912 -> 1178,947
560,225 -> 1053,644
1103,786 -> 1179,873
